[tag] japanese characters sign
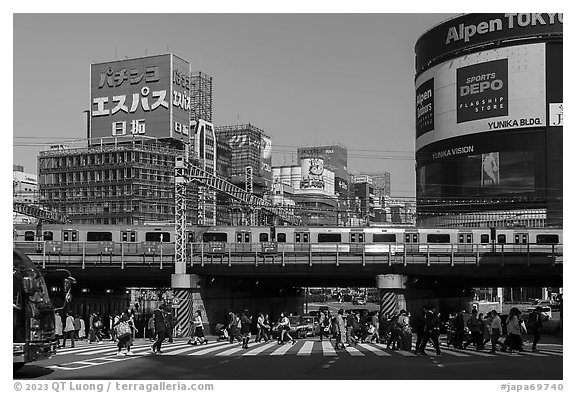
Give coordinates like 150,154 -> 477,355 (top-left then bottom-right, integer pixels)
90,54 -> 191,142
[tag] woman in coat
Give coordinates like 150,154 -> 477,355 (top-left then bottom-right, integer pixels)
505,307 -> 524,352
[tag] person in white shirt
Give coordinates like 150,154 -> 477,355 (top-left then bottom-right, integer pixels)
55,312 -> 63,348
62,311 -> 76,348
188,310 -> 207,345
489,310 -> 505,353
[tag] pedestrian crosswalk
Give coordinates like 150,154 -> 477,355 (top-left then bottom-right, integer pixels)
55,338 -> 563,360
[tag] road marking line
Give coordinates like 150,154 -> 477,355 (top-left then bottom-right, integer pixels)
188,342 -> 237,356
297,341 -> 314,356
344,346 -> 364,357
358,343 -> 391,356
216,347 -> 245,356
535,350 -> 563,356
455,349 -> 496,357
270,343 -> 294,356
166,341 -> 228,355
322,341 -> 337,356
243,342 -> 277,356
434,348 -> 470,357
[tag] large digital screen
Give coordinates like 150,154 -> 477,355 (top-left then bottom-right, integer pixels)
415,43 -> 546,151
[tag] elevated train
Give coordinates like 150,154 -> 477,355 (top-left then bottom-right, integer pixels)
13,223 -> 562,256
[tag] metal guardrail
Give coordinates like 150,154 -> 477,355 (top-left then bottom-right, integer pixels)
14,241 -> 562,269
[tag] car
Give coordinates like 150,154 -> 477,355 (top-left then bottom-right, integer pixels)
522,306 -> 552,321
530,299 -> 560,311
300,316 -> 320,337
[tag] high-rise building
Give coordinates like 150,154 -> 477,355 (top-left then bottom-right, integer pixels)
13,165 -> 39,224
215,124 -> 273,196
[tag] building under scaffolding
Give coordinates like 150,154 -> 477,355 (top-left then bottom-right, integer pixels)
38,137 -> 196,225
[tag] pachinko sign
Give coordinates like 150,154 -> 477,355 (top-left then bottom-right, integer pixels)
90,54 -> 191,142
300,157 -> 326,191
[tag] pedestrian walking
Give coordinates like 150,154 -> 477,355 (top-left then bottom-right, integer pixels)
386,312 -> 400,350
165,308 -> 175,343
397,310 -> 412,351
151,304 -> 168,354
111,312 -> 120,342
528,306 -> 544,352
345,310 -> 358,346
55,311 -> 63,348
114,310 -> 135,356
277,312 -> 295,345
463,309 -> 482,350
255,313 -> 270,343
370,312 -> 380,343
227,311 -> 242,343
78,316 -> 86,340
147,314 -> 156,341
504,307 -> 524,353
90,312 -> 104,344
452,308 -> 465,349
62,311 -> 75,348
73,314 -> 81,342
416,305 -> 441,356
480,312 -> 492,350
412,305 -> 427,353
333,309 -> 346,350
240,309 -> 252,348
489,310 -> 506,353
188,310 -> 208,345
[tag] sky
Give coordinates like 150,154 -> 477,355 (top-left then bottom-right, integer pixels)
12,13 -> 456,199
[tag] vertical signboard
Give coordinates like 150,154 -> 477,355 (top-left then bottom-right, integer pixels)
416,78 -> 434,137
260,135 -> 273,182
171,55 -> 192,139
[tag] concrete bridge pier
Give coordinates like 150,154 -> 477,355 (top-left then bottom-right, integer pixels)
376,274 -> 407,318
171,271 -> 209,339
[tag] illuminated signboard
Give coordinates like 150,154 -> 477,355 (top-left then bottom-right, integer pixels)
415,78 -> 434,137
415,43 -> 545,151
90,54 -> 191,142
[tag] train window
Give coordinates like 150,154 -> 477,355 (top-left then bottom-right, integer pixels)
458,233 -> 472,243
236,233 -> 242,243
62,230 -> 78,242
373,233 -> 396,243
405,233 -> 418,243
121,231 -> 137,242
514,234 -> 528,244
87,232 -> 113,242
536,234 -> 559,244
43,231 -> 53,241
259,233 -> 269,242
480,234 -> 490,244
145,232 -> 170,242
427,234 -> 450,243
187,232 -> 195,243
24,231 -> 35,241
244,233 -> 250,243
497,234 -> 506,244
295,232 -> 309,243
277,233 -> 286,243
350,233 -> 364,243
203,232 -> 227,242
318,233 -> 342,243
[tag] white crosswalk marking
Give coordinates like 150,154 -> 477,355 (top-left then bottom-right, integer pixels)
189,342 -> 237,356
453,348 -> 496,357
297,341 -> 314,356
243,342 -> 277,356
535,350 -> 563,356
436,347 -> 470,357
270,342 -> 294,356
358,343 -> 391,356
344,345 -> 364,357
322,341 -> 337,356
216,347 -> 245,356
169,341 -> 226,355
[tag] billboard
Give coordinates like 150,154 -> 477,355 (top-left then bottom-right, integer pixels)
260,135 -> 272,178
415,13 -> 563,73
415,43 -> 546,151
416,78 -> 434,137
90,54 -> 191,142
300,157 -> 335,194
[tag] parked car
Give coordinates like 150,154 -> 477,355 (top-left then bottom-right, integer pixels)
271,316 -> 307,339
522,306 -> 552,321
352,297 -> 367,305
530,299 -> 560,312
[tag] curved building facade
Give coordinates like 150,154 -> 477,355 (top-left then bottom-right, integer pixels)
414,13 -> 562,227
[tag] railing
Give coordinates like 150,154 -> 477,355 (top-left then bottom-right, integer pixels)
14,241 -> 562,270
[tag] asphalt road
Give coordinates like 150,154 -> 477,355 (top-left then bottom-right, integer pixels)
14,336 -> 562,380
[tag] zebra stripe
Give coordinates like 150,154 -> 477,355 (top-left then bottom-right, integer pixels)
379,290 -> 397,319
174,289 -> 192,338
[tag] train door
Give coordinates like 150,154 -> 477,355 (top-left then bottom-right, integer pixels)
405,232 -> 419,253
350,231 -> 364,254
61,229 -> 80,254
235,230 -> 252,252
120,230 -> 138,255
457,232 -> 473,252
513,232 -> 529,252
294,231 -> 310,252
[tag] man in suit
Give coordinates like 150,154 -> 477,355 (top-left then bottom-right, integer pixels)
151,304 -> 168,354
